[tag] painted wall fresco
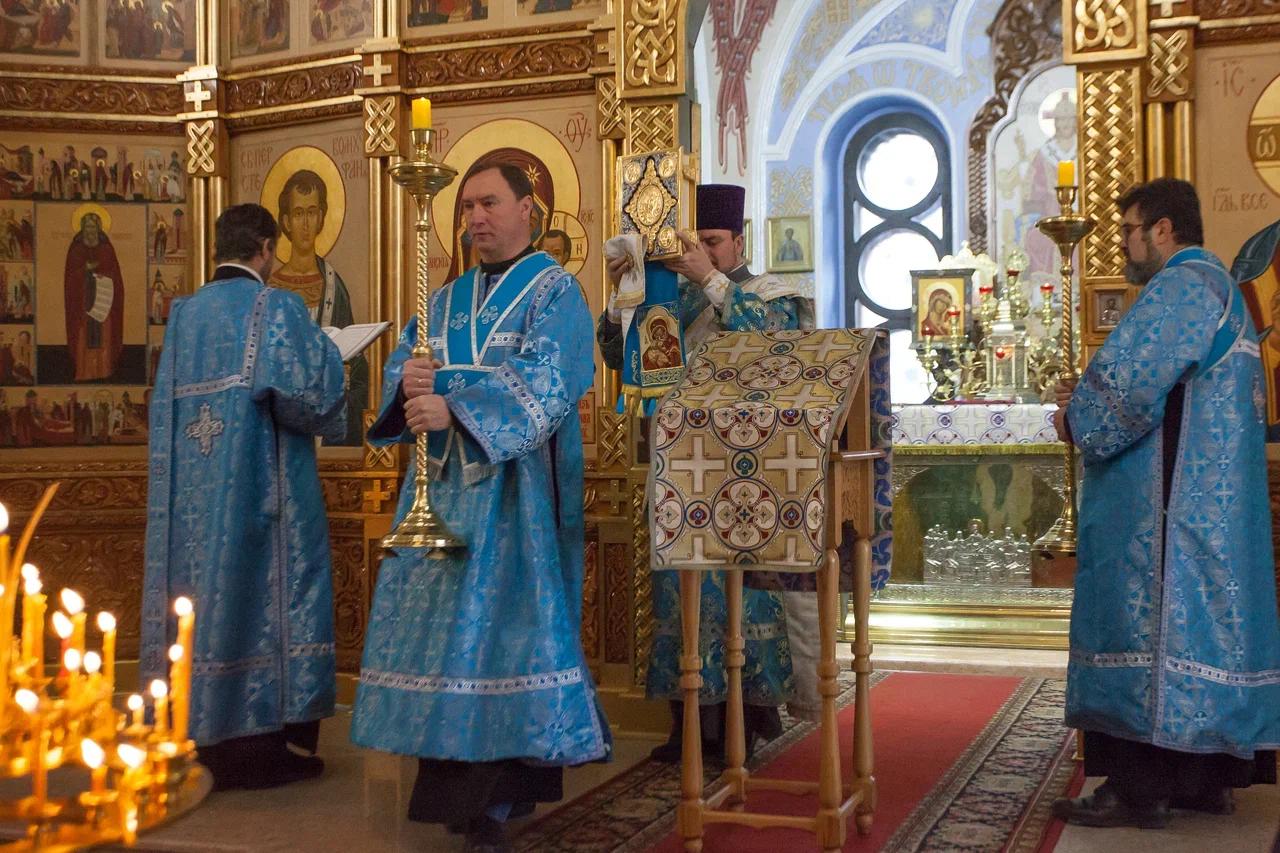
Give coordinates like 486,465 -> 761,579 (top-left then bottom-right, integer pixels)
103,0 -> 196,63
231,118 -> 370,446
0,0 -> 83,58
0,132 -> 188,448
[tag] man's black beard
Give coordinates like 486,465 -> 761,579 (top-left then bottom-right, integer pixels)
1123,258 -> 1161,285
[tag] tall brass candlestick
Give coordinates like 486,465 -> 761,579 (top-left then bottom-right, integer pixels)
380,127 -> 465,555
1034,184 -> 1095,557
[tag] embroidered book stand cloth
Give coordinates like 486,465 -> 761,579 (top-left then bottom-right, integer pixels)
649,328 -> 890,851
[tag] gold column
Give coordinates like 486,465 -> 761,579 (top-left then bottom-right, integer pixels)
612,0 -> 693,697
1173,99 -> 1194,180
1067,0 -> 1146,370
1145,103 -> 1166,180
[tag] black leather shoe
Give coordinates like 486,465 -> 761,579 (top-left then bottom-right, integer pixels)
463,817 -> 512,853
507,801 -> 536,820
1172,787 -> 1235,815
1051,784 -> 1170,828
211,752 -> 324,791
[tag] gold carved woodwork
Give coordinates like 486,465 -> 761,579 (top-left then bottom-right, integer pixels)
624,102 -> 679,154
364,95 -> 400,156
596,410 -> 630,472
0,75 -> 184,118
328,518 -> 367,673
966,0 -> 1063,253
597,76 -> 624,139
405,35 -> 593,90
582,530 -> 601,660
185,119 -> 219,177
630,482 -> 652,681
1066,0 -> 1146,62
222,60 -> 364,115
1197,0 -> 1280,18
359,51 -> 399,90
620,0 -> 683,96
1146,29 -> 1193,100
1196,0 -> 1280,43
605,540 -> 631,665
1079,67 -> 1143,283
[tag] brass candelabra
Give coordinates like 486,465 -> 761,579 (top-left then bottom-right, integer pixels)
0,485 -> 206,850
1033,184 -> 1096,557
381,127 -> 465,556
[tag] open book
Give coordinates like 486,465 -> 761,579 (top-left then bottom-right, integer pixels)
323,321 -> 391,362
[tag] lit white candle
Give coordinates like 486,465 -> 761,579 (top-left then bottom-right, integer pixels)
96,612 -> 116,687
149,679 -> 169,735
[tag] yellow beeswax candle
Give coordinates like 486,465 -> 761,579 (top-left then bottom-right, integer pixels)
411,97 -> 432,130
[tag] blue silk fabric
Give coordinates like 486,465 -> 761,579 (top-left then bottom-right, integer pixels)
1065,247 -> 1280,758
350,253 -> 611,765
619,262 -> 685,415
143,277 -> 346,746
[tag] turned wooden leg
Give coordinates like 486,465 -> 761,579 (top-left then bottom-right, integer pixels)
852,537 -> 876,836
724,569 -> 747,808
816,548 -> 845,851
677,570 -> 705,852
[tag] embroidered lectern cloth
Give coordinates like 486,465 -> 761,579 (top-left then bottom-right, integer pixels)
650,328 -> 888,577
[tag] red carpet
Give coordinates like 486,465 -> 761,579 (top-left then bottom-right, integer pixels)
514,672 -> 1075,852
649,672 -> 1025,852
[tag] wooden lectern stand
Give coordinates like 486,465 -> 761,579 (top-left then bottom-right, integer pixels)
649,329 -> 890,852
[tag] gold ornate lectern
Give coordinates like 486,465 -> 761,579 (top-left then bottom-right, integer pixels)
649,328 -> 891,851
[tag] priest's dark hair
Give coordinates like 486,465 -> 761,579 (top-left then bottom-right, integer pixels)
1116,178 -> 1204,246
214,203 -> 280,263
473,161 -> 534,202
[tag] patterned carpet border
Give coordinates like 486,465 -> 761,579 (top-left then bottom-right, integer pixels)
880,678 -> 1072,853
516,674 -> 1075,853
513,669 -> 890,853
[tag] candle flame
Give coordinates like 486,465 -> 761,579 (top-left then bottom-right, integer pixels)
174,596 -> 193,617
168,644 -> 184,663
64,648 -> 82,672
52,611 -> 72,639
21,563 -> 38,582
0,502 -> 8,533
60,588 -> 84,615
46,747 -> 62,765
81,739 -> 105,769
117,743 -> 145,768
97,611 -> 116,632
149,679 -> 168,699
24,576 -> 41,596
158,741 -> 178,757
127,693 -> 143,711
15,689 -> 37,713
84,651 -> 102,674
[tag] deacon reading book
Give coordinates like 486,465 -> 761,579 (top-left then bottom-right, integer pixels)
323,322 -> 391,362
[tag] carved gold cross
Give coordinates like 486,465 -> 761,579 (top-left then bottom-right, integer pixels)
1151,0 -> 1175,17
364,53 -> 393,87
185,80 -> 212,111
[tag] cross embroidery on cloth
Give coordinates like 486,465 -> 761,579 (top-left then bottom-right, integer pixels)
185,403 -> 224,456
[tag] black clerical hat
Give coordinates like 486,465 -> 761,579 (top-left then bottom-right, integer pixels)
696,184 -> 745,234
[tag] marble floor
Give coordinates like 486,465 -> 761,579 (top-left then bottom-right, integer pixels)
104,712 -> 659,852
3,648 -> 1275,852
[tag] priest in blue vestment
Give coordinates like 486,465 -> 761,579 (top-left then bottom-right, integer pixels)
143,203 -> 346,790
597,184 -> 810,763
350,161 -> 608,852
1051,179 -> 1280,828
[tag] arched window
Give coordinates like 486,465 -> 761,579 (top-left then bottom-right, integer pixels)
842,111 -> 951,402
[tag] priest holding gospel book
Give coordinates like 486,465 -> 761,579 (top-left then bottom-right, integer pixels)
142,203 -> 348,791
